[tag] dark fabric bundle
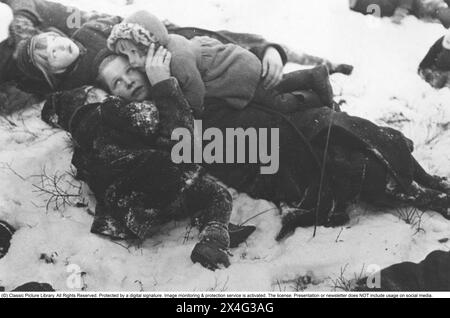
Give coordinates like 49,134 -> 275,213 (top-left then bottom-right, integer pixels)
356,250 -> 450,291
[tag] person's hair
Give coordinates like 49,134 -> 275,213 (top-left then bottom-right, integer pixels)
115,38 -> 149,56
95,54 -> 122,92
31,32 -> 69,88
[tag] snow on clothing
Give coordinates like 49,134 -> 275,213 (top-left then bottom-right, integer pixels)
108,10 -> 263,113
200,96 -> 450,236
41,79 -> 232,253
419,35 -> 450,88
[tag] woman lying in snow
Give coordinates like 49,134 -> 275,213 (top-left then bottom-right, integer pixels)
419,30 -> 450,88
48,45 -> 450,244
4,0 -> 450,254
349,0 -> 450,26
41,82 -> 256,271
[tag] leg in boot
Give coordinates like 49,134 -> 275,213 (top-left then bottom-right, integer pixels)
330,63 -> 354,76
185,176 -> 233,270
387,182 -> 450,219
310,65 -> 335,107
275,69 -> 316,93
228,223 -> 257,248
276,185 -> 336,241
275,66 -> 335,107
413,158 -> 450,194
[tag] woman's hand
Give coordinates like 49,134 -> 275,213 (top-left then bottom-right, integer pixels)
145,44 -> 172,86
262,47 -> 284,90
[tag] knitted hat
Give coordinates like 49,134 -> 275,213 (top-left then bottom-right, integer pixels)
107,10 -> 169,52
16,36 -> 52,85
16,30 -> 79,90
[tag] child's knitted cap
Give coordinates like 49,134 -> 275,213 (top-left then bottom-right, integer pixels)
107,10 -> 169,52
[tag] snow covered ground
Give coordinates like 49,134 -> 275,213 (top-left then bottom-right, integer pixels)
0,0 -> 449,292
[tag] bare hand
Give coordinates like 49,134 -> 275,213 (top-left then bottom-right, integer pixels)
262,47 -> 284,90
145,44 -> 172,86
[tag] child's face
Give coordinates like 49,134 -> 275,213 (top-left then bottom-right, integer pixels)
44,33 -> 80,73
117,40 -> 146,71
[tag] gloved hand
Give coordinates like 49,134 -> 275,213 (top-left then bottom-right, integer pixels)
191,222 -> 230,271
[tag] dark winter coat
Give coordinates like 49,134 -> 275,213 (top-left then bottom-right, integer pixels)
41,79 -> 231,240
356,250 -> 450,291
201,95 -> 417,222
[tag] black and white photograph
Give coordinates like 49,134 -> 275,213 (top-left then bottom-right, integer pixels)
0,0 -> 449,300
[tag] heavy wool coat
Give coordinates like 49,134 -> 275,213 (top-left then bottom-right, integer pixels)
41,79 -> 232,240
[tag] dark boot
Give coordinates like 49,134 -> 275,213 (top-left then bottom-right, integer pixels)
324,202 -> 350,228
413,158 -> 450,195
330,64 -> 354,76
310,65 -> 335,107
276,208 -> 316,241
191,223 -> 231,271
228,223 -> 256,248
387,183 -> 450,219
0,221 -> 15,259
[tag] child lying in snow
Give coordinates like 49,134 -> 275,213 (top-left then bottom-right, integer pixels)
419,31 -> 450,88
107,10 -> 336,115
14,15 -> 122,94
41,80 -> 256,271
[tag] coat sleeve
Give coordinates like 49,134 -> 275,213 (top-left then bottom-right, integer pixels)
150,77 -> 196,142
102,149 -> 181,239
101,97 -> 161,145
215,30 -> 288,65
167,27 -> 288,65
167,38 -> 206,115
3,0 -> 120,37
419,36 -> 445,71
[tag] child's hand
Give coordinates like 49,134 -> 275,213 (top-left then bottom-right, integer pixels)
262,47 -> 284,90
145,44 -> 172,86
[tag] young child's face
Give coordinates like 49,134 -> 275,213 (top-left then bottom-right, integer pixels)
42,33 -> 80,73
117,40 -> 146,71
